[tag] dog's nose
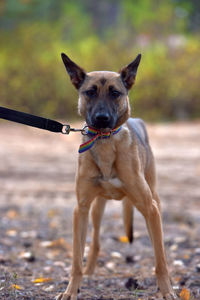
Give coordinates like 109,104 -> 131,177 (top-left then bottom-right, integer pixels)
93,112 -> 111,128
95,112 -> 110,122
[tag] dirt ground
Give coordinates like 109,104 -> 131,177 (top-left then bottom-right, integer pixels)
0,121 -> 199,300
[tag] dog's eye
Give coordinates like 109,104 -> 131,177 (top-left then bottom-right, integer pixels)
110,89 -> 121,98
85,89 -> 96,97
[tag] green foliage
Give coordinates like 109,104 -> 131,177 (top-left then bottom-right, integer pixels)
0,0 -> 200,121
133,37 -> 200,120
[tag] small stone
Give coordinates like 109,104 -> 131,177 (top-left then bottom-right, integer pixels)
172,285 -> 180,290
174,236 -> 186,244
173,260 -> 184,267
84,246 -> 90,256
20,251 -> 35,262
134,231 -> 141,239
40,241 -> 52,247
125,255 -> 135,264
23,241 -> 32,248
106,262 -> 115,270
111,251 -> 122,259
43,285 -> 54,292
61,278 -> 69,285
43,266 -> 52,273
170,244 -> 178,251
0,255 -> 7,264
125,277 -> 139,290
53,261 -> 66,268
180,279 -> 186,286
195,248 -> 200,255
134,255 -> 141,261
196,263 -> 200,273
20,231 -> 37,238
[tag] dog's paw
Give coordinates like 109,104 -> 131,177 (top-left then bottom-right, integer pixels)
55,293 -> 77,300
163,292 -> 178,300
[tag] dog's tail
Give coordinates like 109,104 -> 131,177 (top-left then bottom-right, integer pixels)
122,198 -> 134,243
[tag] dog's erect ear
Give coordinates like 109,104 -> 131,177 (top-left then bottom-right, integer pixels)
61,53 -> 86,89
120,54 -> 141,90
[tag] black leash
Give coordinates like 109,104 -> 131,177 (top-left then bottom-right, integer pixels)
0,106 -> 87,135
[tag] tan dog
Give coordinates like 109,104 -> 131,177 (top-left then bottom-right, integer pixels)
57,53 -> 177,300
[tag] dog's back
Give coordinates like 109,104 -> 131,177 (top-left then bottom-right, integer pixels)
127,118 -> 149,146
126,117 -> 155,176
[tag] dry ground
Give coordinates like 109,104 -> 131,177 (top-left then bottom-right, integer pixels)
0,121 -> 199,300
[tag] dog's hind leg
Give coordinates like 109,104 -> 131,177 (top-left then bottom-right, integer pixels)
145,152 -> 162,213
134,184 -> 176,299
122,173 -> 176,300
122,197 -> 134,243
141,200 -> 176,300
84,197 -> 107,275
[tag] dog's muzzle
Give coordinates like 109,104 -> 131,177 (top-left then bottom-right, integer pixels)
90,111 -> 115,129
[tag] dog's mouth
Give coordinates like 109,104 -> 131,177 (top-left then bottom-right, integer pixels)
95,127 -> 113,133
100,127 -> 113,133
86,124 -> 113,133
87,115 -> 117,132
88,124 -> 115,133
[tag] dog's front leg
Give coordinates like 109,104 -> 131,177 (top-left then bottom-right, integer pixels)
57,180 -> 96,300
57,204 -> 90,300
84,197 -> 107,275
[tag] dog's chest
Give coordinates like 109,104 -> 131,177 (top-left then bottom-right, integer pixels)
91,140 -> 124,200
91,139 -> 116,177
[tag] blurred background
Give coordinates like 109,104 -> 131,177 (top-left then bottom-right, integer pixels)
0,1 -> 200,299
0,0 -> 200,121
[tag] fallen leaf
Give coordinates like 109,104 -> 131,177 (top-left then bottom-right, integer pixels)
180,288 -> 190,300
6,229 -> 17,237
119,236 -> 129,243
46,249 -> 61,259
33,277 -> 53,284
6,210 -> 18,219
48,209 -> 59,218
11,284 -> 23,290
40,238 -> 70,250
174,276 -> 181,282
50,221 -> 58,228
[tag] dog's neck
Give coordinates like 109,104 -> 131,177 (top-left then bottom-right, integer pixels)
78,125 -> 122,154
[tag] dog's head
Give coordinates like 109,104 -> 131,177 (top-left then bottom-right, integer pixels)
61,53 -> 141,131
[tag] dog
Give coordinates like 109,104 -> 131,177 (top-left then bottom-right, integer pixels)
57,53 -> 177,300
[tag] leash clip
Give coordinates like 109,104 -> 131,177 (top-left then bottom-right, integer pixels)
62,125 -> 88,135
80,125 -> 88,136
62,125 -> 71,134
